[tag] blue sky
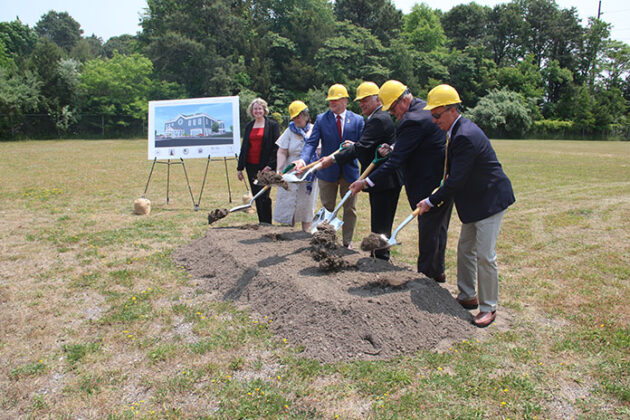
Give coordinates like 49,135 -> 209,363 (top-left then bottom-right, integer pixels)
1,0 -> 628,45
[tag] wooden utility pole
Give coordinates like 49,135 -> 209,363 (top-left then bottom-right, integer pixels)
598,0 -> 602,19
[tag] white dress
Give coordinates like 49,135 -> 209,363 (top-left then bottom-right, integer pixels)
273,127 -> 319,225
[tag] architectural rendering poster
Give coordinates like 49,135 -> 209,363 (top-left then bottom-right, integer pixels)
148,96 -> 240,159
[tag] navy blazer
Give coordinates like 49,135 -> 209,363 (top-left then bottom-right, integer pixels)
369,98 -> 446,208
300,109 -> 364,183
335,108 -> 402,192
237,117 -> 280,171
429,117 -> 515,223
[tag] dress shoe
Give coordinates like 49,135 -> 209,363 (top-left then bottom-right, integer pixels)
456,296 -> 479,310
432,273 -> 446,283
473,311 -> 496,328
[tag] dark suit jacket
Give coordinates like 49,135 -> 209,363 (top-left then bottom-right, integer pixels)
335,107 -> 402,192
237,117 -> 280,171
300,109 -> 364,183
429,117 -> 515,223
369,98 -> 446,207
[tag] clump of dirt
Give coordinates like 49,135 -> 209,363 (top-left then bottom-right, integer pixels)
361,232 -> 388,252
174,225 -> 480,361
310,223 -> 338,250
309,223 -> 352,271
207,208 -> 228,224
257,171 -> 289,190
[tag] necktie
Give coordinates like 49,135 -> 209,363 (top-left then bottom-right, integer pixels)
336,115 -> 342,141
440,132 -> 451,187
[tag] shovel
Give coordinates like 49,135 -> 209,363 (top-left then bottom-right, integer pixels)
311,147 -> 389,233
228,185 -> 270,213
281,146 -> 345,183
371,207 -> 422,250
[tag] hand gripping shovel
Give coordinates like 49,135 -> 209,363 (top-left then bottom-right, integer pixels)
311,147 -> 389,233
228,185 -> 270,213
281,145 -> 345,184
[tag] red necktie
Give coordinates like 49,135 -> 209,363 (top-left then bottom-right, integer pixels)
336,115 -> 342,141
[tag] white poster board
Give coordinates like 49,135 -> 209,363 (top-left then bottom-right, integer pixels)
148,96 -> 240,159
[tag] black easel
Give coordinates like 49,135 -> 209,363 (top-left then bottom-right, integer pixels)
142,155 -> 235,211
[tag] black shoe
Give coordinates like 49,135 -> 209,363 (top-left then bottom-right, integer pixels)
432,273 -> 446,283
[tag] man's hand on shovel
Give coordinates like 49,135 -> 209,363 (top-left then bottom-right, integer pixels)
416,198 -> 432,215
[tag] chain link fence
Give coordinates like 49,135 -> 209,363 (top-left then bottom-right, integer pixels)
0,114 -> 147,140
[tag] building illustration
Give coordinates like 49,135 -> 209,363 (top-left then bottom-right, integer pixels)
163,113 -> 225,138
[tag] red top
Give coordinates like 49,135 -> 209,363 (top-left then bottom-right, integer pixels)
246,127 -> 264,164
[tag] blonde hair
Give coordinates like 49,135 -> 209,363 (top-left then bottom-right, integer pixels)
247,98 -> 269,118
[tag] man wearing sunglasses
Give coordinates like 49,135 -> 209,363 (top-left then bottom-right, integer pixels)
416,84 -> 515,328
350,80 -> 453,284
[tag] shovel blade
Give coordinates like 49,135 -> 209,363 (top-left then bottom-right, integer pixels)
328,217 -> 343,232
310,208 -> 332,233
228,203 -> 251,213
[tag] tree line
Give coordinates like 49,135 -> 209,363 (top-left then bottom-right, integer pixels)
1,0 -> 628,140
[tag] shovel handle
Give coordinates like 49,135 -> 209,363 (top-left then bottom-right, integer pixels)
371,144 -> 390,165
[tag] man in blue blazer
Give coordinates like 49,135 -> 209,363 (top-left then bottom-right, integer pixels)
295,84 -> 364,247
417,84 -> 515,328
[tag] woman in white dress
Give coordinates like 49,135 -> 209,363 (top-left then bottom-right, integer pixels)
273,101 -> 319,231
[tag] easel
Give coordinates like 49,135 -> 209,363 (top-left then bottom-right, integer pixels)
142,155 -> 236,211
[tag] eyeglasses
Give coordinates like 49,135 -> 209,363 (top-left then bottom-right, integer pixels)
431,107 -> 450,120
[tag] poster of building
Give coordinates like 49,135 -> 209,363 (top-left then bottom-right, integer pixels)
148,96 -> 240,159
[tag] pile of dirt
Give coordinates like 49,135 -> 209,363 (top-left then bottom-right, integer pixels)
174,224 -> 479,361
256,171 -> 288,190
207,208 -> 228,224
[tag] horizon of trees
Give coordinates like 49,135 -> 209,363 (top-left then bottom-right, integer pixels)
0,0 -> 629,140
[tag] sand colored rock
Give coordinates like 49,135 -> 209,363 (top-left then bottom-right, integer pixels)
133,198 -> 151,215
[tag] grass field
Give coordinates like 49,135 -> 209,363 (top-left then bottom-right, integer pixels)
0,139 -> 628,419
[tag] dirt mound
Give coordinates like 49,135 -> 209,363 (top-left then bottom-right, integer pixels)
256,171 -> 288,190
173,225 -> 477,361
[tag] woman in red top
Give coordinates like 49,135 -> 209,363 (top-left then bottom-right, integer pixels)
237,98 -> 280,224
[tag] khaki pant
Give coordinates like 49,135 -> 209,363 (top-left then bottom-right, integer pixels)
318,176 -> 357,247
457,210 -> 506,313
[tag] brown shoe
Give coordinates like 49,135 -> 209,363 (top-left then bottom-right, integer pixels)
432,273 -> 446,283
473,311 -> 496,328
456,296 -> 479,310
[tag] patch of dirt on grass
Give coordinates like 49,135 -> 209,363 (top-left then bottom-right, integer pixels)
174,225 -> 477,361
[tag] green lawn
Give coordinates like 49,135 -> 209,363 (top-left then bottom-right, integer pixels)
0,139 -> 628,419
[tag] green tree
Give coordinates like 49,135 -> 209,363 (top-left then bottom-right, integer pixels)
486,2 -> 525,66
446,46 -> 497,107
0,19 -> 39,60
0,68 -> 41,138
403,3 -> 446,53
314,21 -> 388,85
441,3 -> 491,51
79,52 -> 155,129
35,11 -> 83,53
333,0 -> 402,45
467,88 -> 532,137
601,41 -> 630,90
70,35 -> 104,62
103,35 -> 141,58
577,17 -> 610,89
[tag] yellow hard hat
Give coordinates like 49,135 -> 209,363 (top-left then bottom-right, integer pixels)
288,100 -> 308,120
424,84 -> 462,110
326,84 -> 349,101
379,80 -> 407,111
354,81 -> 380,101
